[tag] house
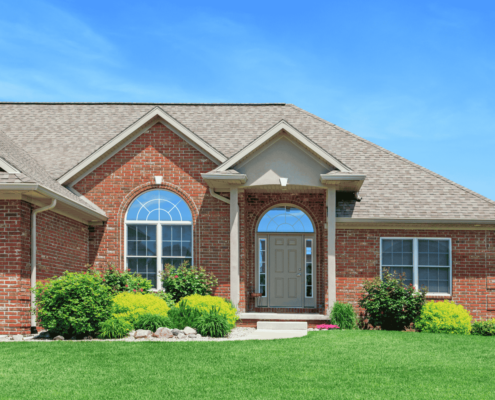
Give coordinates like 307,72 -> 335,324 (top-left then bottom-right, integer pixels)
1,102 -> 494,335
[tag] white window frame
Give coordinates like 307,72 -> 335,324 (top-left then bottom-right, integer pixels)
258,238 -> 267,297
380,237 -> 452,296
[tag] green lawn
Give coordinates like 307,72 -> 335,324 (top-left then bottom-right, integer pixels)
1,331 -> 494,400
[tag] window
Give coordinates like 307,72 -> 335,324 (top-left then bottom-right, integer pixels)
126,190 -> 193,287
381,238 -> 451,294
258,206 -> 314,233
259,239 -> 266,297
305,239 -> 313,297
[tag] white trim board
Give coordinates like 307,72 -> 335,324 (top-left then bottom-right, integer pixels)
214,120 -> 352,173
58,106 -> 227,185
0,157 -> 20,173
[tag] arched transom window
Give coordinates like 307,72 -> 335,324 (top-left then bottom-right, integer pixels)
125,190 -> 193,287
258,206 -> 314,233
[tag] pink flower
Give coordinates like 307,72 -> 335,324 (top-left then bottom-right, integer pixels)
102,278 -> 106,282
174,275 -> 179,279
125,284 -> 128,288
316,324 -> 340,330
140,288 -> 143,292
133,289 -> 136,292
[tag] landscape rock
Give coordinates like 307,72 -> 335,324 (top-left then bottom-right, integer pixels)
172,329 -> 180,336
196,334 -> 202,339
183,326 -> 196,335
36,331 -> 51,339
24,336 -> 35,341
177,333 -> 186,339
134,329 -> 152,339
128,330 -> 135,337
188,334 -> 197,339
153,327 -> 173,338
83,336 -> 93,341
13,335 -> 23,341
53,335 -> 65,341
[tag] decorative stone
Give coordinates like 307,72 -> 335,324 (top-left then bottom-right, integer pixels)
196,334 -> 202,339
13,335 -> 23,341
153,327 -> 173,338
36,331 -> 51,339
24,336 -> 35,341
177,333 -> 186,339
128,330 -> 135,337
172,329 -> 180,336
183,326 -> 196,335
53,335 -> 65,341
134,329 -> 152,339
83,336 -> 93,341
188,334 -> 197,339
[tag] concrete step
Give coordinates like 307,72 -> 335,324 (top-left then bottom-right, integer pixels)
257,321 -> 308,330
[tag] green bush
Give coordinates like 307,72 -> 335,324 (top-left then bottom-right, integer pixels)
415,300 -> 472,335
151,290 -> 176,308
167,302 -> 202,330
100,265 -> 152,293
471,319 -> 495,336
196,307 -> 231,338
330,302 -> 357,329
359,270 -> 427,330
178,294 -> 238,328
32,271 -> 113,337
99,317 -> 133,339
112,292 -> 170,325
162,262 -> 218,302
134,313 -> 171,331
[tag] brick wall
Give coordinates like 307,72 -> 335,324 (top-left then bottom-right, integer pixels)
73,122 -> 231,298
336,228 -> 495,320
0,200 -> 89,334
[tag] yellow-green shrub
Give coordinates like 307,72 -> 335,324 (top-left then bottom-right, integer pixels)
112,292 -> 170,325
415,300 -> 472,335
178,295 -> 238,328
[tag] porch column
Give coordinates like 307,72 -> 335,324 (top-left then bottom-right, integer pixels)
327,187 -> 336,312
230,187 -> 240,308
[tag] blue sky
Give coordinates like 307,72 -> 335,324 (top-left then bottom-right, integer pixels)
1,0 -> 494,200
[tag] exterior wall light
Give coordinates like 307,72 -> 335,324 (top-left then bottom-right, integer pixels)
154,176 -> 163,185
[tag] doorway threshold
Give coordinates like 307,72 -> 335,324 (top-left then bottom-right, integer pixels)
239,312 -> 328,321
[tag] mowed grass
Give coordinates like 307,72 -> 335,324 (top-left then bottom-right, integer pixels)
1,331 -> 494,400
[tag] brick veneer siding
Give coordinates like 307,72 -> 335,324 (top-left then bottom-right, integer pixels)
239,191 -> 328,314
0,200 -> 89,334
336,228 -> 495,320
73,122 -> 231,298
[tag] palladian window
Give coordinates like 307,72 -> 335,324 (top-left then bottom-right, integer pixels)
125,189 -> 193,287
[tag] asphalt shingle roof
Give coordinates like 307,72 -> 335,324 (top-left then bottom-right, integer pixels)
0,102 -> 494,220
0,129 -> 105,215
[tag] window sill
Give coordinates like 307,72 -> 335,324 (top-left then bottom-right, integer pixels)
425,294 -> 452,300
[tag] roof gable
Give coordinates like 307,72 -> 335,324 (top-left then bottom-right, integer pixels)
57,106 -> 227,185
214,120 -> 352,173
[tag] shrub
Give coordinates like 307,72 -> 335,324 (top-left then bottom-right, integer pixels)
330,302 -> 357,329
471,319 -> 495,336
166,301 -> 203,330
33,271 -> 113,337
112,292 -> 170,325
359,270 -> 427,330
179,294 -> 238,328
162,262 -> 218,302
134,313 -> 171,331
196,307 -> 231,338
99,317 -> 133,339
415,300 -> 472,335
100,265 -> 152,293
151,290 -> 176,308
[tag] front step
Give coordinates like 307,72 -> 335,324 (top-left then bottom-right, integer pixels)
257,321 -> 308,330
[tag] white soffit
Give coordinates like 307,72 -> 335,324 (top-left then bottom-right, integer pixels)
57,106 -> 227,185
214,120 -> 352,173
0,157 -> 20,173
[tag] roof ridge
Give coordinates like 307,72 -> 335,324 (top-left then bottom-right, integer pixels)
0,102 -> 287,106
287,104 -> 495,207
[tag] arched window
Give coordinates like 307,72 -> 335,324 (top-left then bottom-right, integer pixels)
258,206 -> 314,233
125,189 -> 193,287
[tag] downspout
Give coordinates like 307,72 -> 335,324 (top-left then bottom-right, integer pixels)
31,199 -> 57,332
209,187 -> 230,204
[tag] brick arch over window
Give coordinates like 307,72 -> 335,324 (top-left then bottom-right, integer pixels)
117,181 -> 200,271
239,191 -> 328,313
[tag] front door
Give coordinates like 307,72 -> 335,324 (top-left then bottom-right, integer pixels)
268,235 -> 303,307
